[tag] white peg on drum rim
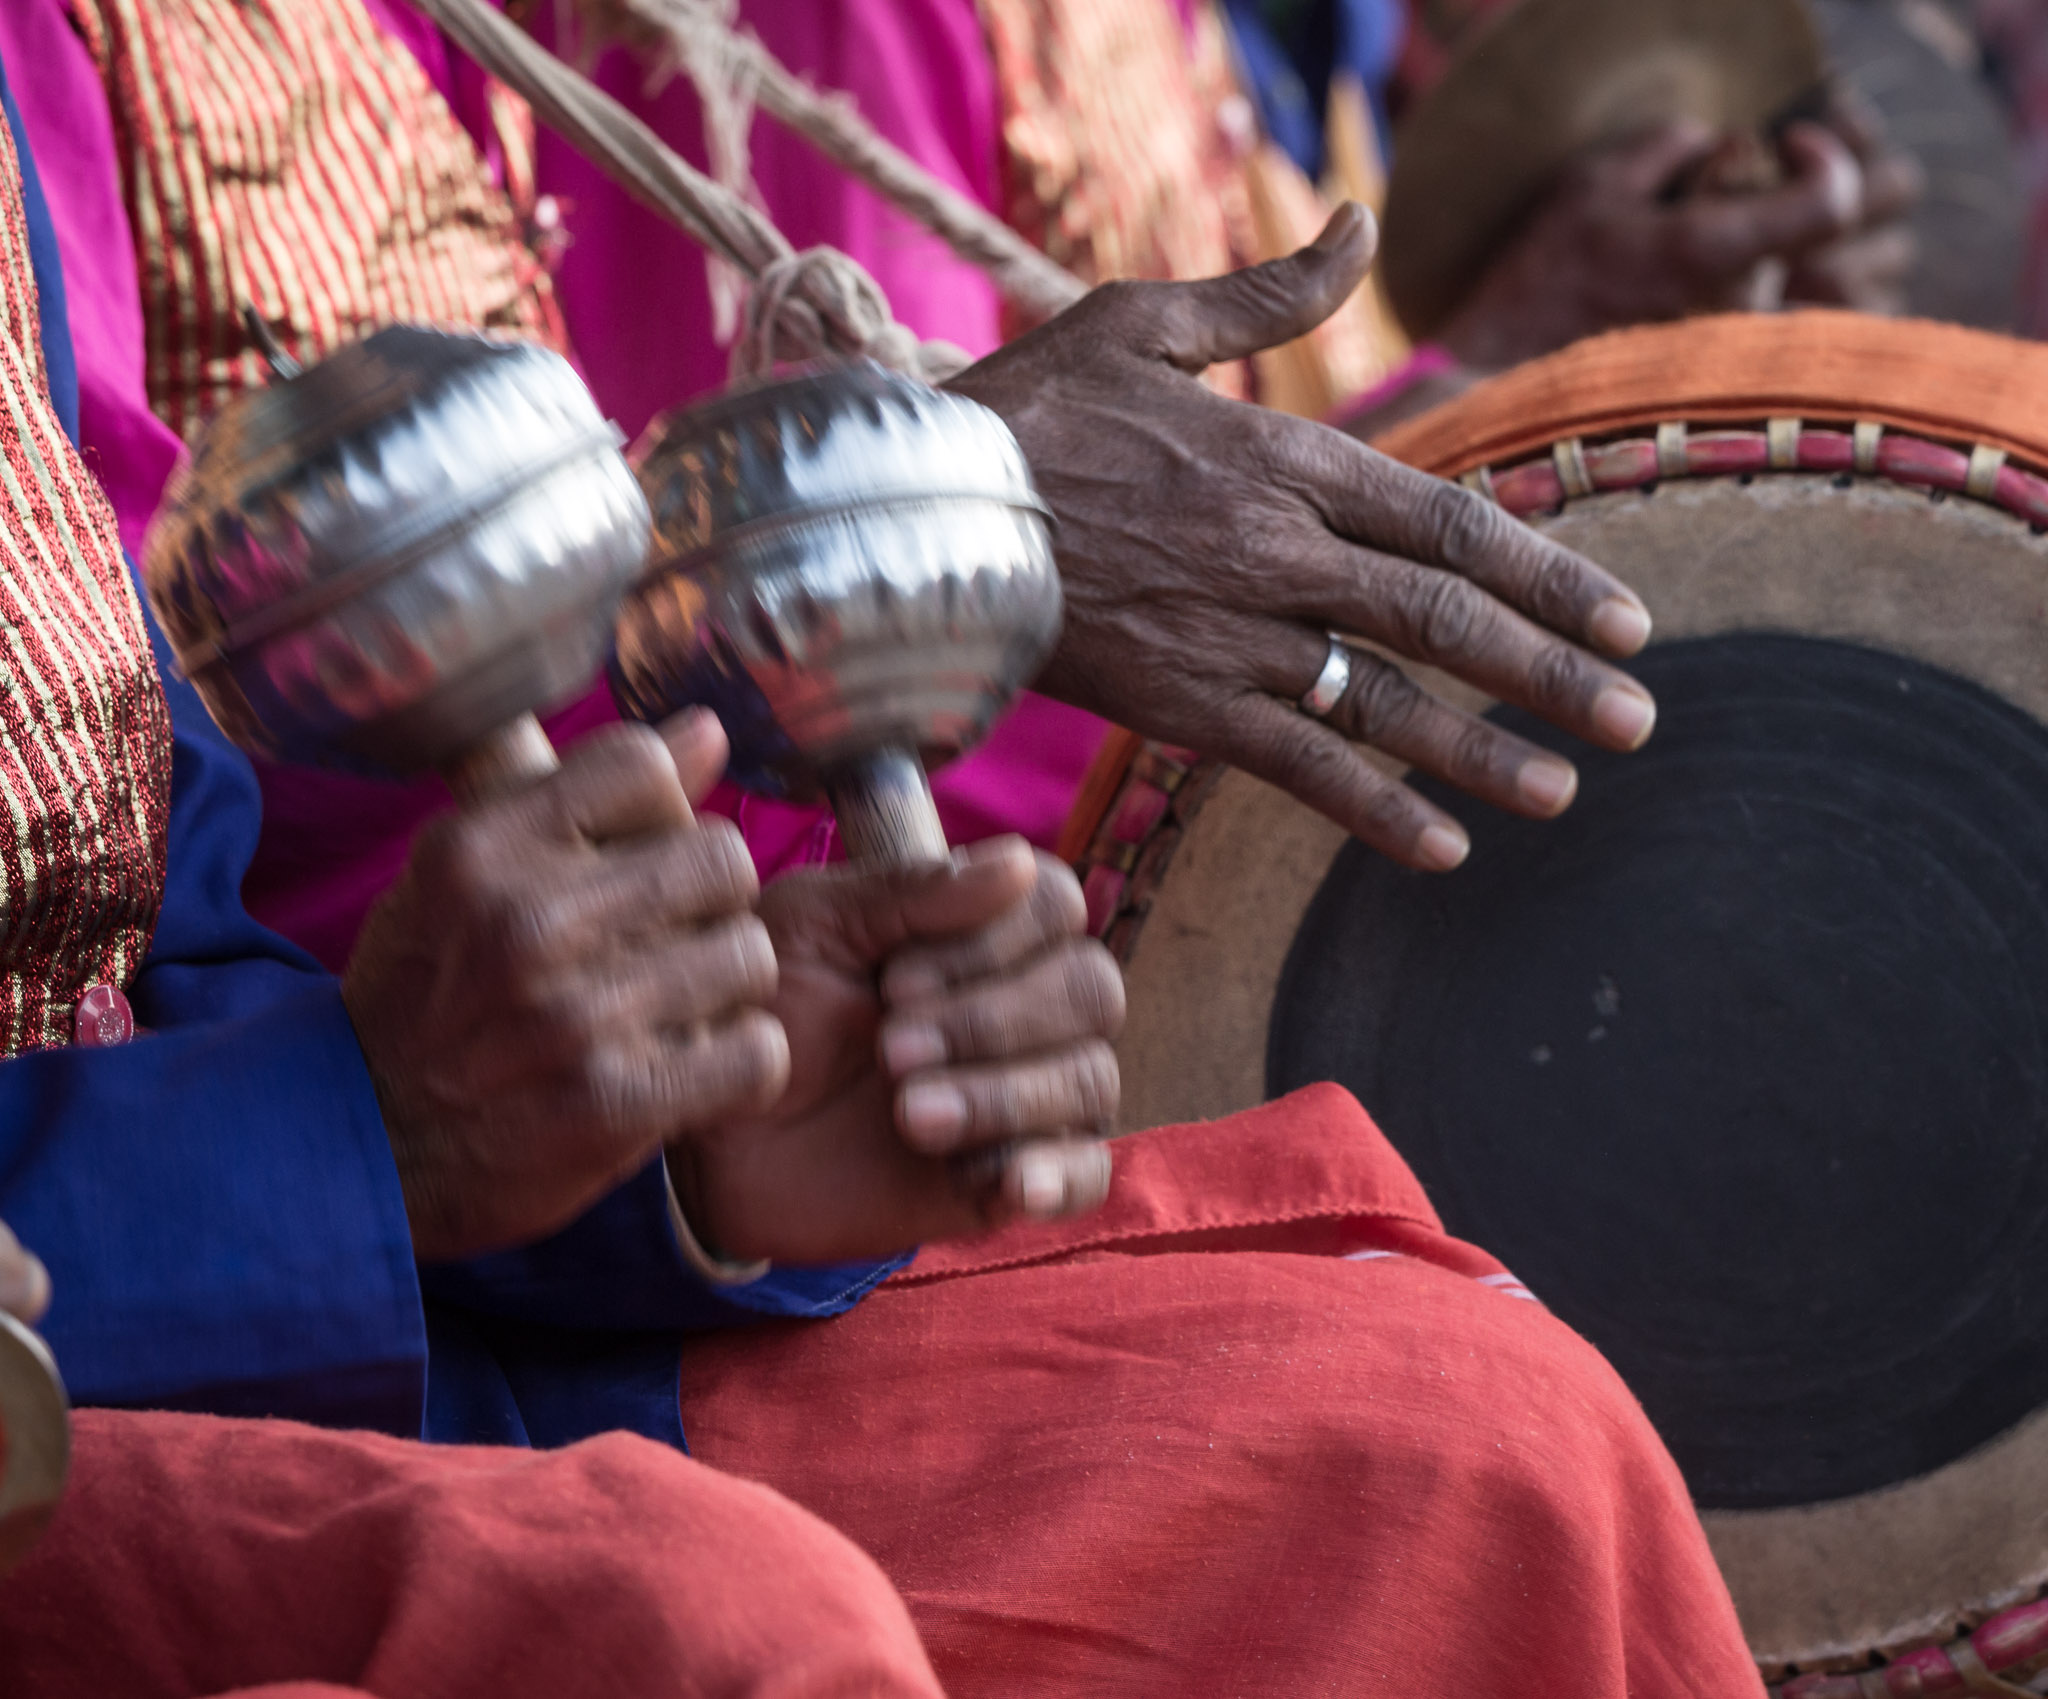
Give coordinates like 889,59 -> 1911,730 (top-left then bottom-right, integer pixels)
142,322 -> 652,805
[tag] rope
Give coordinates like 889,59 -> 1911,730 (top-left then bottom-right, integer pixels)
569,0 -> 1088,324
409,0 -> 982,381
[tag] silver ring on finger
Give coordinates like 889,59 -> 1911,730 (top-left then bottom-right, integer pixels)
1299,635 -> 1352,720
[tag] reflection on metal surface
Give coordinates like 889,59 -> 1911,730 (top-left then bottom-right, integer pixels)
613,360 -> 1061,816
0,1313 -> 67,1577
143,326 -> 651,777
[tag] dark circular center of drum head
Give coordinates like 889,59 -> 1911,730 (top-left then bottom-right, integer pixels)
1268,633 -> 2048,1510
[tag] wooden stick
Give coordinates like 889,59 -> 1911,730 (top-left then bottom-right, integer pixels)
826,747 -> 950,868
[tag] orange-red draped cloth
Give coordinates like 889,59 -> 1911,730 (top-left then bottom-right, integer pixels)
1,1409 -> 944,1699
676,1086 -> 1764,1698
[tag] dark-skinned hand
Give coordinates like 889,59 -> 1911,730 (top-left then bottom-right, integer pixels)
0,1219 -> 48,1326
947,204 -> 1658,871
668,839 -> 1120,1265
1436,118 -> 1867,372
1784,83 -> 1924,314
343,710 -> 788,1261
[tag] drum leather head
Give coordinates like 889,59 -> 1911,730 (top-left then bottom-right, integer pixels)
1380,0 -> 1823,340
1088,313 -> 2048,1682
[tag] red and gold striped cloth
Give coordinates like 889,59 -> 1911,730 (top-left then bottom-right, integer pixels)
73,0 -> 559,443
0,110 -> 172,1056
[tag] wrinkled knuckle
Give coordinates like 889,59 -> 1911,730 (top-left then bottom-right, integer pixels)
535,982 -> 604,1052
1085,277 -> 1152,336
1355,775 -> 1422,838
954,990 -> 1019,1059
572,1044 -> 644,1126
1428,483 -> 1504,572
1525,642 -> 1591,717
1034,853 -> 1088,936
1343,655 -> 1422,746
1062,943 -> 1127,1037
1413,574 -> 1485,662
724,1010 -> 787,1094
414,813 -> 495,904
1449,719 -> 1507,785
1526,543 -> 1589,625
668,825 -> 755,918
730,915 -> 778,998
486,886 -> 571,973
1071,1041 -> 1122,1122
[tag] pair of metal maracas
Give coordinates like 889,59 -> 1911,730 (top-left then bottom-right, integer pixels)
0,327 -> 1063,1579
143,325 -> 1062,847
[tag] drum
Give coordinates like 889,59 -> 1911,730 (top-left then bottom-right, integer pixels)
1067,311 -> 2048,1692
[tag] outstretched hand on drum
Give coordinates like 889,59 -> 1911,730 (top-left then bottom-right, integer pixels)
667,838 -> 1121,1264
947,204 -> 1659,872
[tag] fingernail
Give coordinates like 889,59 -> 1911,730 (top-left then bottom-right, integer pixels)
901,1081 -> 969,1150
1417,823 -> 1470,872
1590,597 -> 1652,655
1016,1146 -> 1068,1218
1516,757 -> 1578,816
0,1251 -> 48,1323
1593,685 -> 1657,751
882,1022 -> 947,1075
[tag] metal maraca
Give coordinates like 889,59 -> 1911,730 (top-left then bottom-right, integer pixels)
611,360 -> 1062,866
143,322 -> 651,801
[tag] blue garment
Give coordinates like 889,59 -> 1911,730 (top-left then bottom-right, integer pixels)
0,66 -> 902,1450
1222,0 -> 1405,179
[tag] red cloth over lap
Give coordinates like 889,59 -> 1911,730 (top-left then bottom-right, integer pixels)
0,1409 -> 943,1699
677,1085 -> 1763,1698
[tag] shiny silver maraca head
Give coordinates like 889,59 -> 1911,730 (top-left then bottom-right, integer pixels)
143,326 -> 651,776
610,359 -> 1061,801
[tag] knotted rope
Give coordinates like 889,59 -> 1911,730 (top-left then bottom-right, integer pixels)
569,0 -> 1087,325
411,0 -> 1082,382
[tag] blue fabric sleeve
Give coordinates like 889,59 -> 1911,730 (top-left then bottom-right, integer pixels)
4,607 -> 433,1430
424,1160 -> 909,1334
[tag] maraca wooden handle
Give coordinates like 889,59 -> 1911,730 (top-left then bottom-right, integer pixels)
0,1310 -> 70,1576
826,748 -> 950,868
443,712 -> 561,805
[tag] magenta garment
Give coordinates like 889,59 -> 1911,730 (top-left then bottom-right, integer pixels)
0,3 -> 185,565
24,0 -> 1110,972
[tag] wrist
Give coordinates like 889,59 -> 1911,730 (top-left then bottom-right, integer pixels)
662,1144 -> 770,1286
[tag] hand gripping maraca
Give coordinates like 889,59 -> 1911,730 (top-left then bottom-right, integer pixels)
610,360 -> 1062,867
143,324 -> 651,802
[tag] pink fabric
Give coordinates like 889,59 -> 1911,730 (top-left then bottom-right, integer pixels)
16,0 -> 1110,970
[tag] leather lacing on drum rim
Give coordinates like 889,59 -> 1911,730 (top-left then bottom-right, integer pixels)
1455,417 -> 2041,524
1768,1590 -> 2048,1695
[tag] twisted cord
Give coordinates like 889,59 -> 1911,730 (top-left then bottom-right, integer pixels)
410,0 -> 979,379
573,0 -> 1088,324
